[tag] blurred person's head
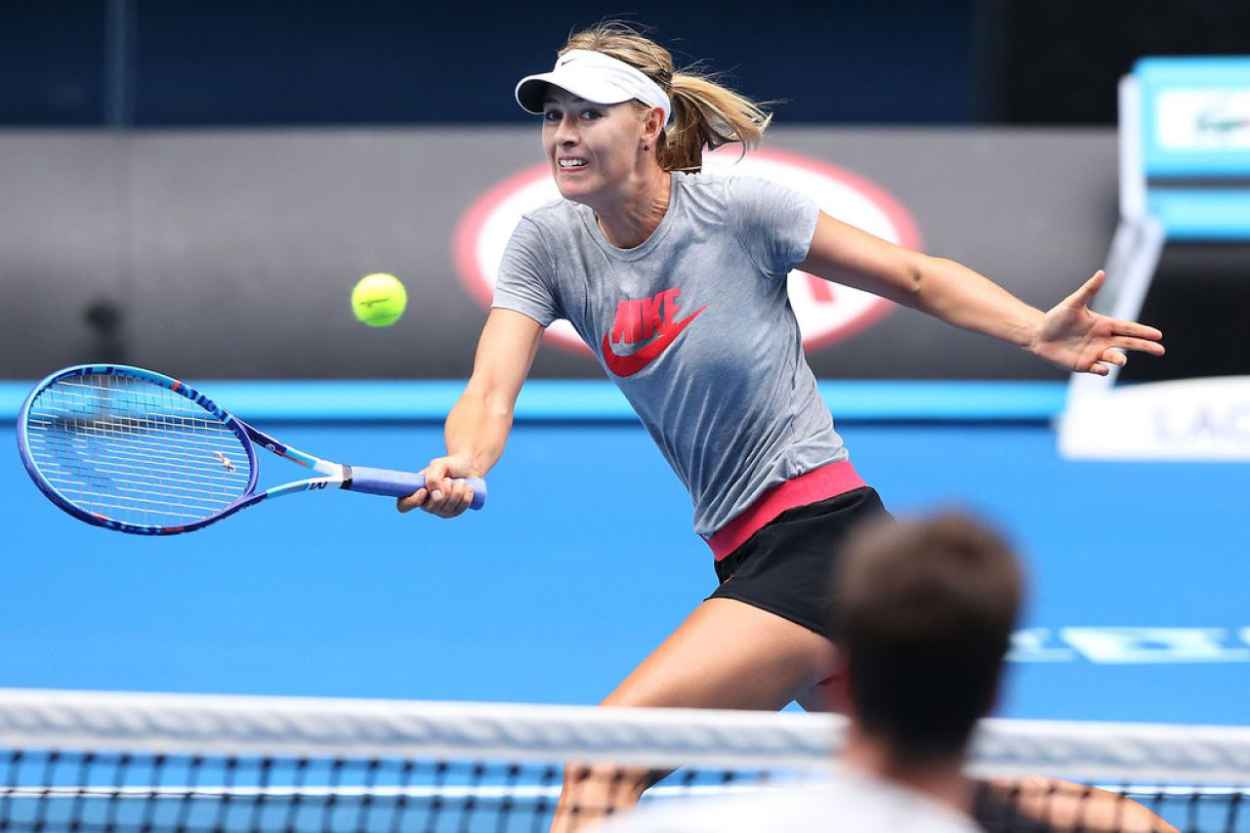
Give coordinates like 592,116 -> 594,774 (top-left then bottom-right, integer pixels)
829,512 -> 1024,770
514,21 -> 772,206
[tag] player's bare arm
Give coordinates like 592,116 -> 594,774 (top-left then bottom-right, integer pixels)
798,211 -> 1164,376
399,308 -> 543,517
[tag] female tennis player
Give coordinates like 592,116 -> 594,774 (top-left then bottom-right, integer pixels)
398,21 -> 1165,829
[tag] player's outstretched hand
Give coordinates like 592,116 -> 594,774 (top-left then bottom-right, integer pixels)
397,455 -> 480,518
1030,270 -> 1165,376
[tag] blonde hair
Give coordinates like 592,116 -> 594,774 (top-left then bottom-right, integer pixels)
560,22 -> 773,173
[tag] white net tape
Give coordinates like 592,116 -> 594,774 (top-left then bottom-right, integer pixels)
0,689 -> 1247,785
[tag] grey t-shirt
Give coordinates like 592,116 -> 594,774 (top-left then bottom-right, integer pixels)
597,771 -> 980,833
492,172 -> 850,538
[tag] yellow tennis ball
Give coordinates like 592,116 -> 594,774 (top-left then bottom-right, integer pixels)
351,273 -> 407,327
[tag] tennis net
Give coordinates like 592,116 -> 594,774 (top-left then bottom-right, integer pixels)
0,689 -> 1245,833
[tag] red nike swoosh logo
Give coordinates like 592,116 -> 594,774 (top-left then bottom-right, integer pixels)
601,306 -> 707,377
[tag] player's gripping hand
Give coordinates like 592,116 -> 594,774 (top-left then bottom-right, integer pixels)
397,455 -> 480,518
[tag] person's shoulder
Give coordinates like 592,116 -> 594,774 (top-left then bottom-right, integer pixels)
804,776 -> 980,833
673,169 -> 732,197
674,169 -> 731,188
677,171 -> 800,218
521,195 -> 587,230
597,784 -> 825,833
511,197 -> 595,255
720,171 -> 800,201
598,776 -> 979,833
839,773 -> 982,833
668,170 -> 736,222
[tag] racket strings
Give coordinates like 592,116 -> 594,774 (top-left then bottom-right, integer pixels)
26,417 -> 250,487
24,373 -> 253,528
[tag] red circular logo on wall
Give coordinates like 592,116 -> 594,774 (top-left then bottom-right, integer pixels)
453,147 -> 921,355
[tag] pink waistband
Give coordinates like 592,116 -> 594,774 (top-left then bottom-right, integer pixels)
707,460 -> 866,561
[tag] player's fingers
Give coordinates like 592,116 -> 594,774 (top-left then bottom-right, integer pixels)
437,483 -> 463,516
433,477 -> 467,516
1070,270 -> 1105,306
411,462 -> 446,512
1102,348 -> 1128,368
397,488 -> 429,513
1112,320 -> 1163,341
448,481 -> 473,515
425,486 -> 447,515
432,490 -> 467,515
436,477 -> 468,518
1112,336 -> 1165,355
423,459 -> 450,484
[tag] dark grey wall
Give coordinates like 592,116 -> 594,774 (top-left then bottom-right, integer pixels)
6,2 -> 1246,127
1,1 -> 974,126
977,0 -> 1250,124
1,126 -> 1127,380
0,134 -> 129,371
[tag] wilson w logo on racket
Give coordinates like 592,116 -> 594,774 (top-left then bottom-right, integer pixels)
16,365 -> 486,535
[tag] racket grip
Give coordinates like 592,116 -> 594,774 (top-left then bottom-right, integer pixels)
345,466 -> 487,510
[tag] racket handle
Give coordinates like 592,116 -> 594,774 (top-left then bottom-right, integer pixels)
345,466 -> 487,510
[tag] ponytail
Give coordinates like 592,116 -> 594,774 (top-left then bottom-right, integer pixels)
561,21 -> 773,173
660,72 -> 772,173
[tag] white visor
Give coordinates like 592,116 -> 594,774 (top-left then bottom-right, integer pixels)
515,49 -> 671,126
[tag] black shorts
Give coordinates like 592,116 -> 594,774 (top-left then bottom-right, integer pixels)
706,487 -> 890,637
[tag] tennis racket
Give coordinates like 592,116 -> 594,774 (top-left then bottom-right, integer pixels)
16,364 -> 486,535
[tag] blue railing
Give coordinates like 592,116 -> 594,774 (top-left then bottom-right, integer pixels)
0,380 -> 1065,424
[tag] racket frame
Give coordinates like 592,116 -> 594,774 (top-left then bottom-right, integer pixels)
18,365 -> 357,536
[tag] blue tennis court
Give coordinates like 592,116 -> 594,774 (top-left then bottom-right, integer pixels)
1,380 -> 1245,726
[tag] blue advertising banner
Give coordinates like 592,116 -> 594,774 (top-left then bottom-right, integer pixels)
1135,57 -> 1250,240
1138,57 -> 1250,179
